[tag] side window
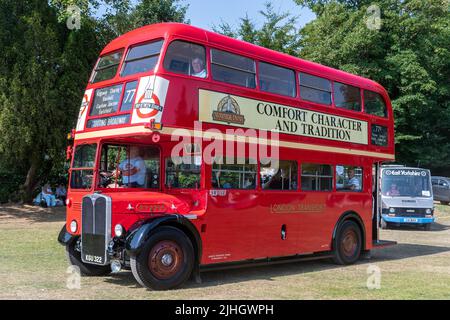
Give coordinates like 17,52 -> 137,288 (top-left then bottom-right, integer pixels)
260,160 -> 298,190
299,73 -> 331,105
121,40 -> 164,77
211,49 -> 256,88
364,90 -> 387,118
163,40 -> 207,78
431,179 -> 438,186
70,144 -> 97,190
334,82 -> 361,111
90,50 -> 123,83
211,158 -> 256,189
301,163 -> 333,191
336,165 -> 363,192
165,157 -> 201,189
259,62 -> 296,97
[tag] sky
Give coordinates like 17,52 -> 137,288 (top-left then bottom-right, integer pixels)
185,0 -> 316,31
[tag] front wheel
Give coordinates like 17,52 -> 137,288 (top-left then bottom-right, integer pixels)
130,226 -> 194,290
423,223 -> 432,231
65,240 -> 111,276
333,220 -> 362,265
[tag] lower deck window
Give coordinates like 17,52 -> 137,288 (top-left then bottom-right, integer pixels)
212,158 -> 256,189
166,156 -> 201,189
260,160 -> 298,190
301,163 -> 333,191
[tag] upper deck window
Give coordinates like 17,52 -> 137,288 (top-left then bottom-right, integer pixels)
334,82 -> 361,111
299,73 -> 331,105
163,40 -> 207,78
211,49 -> 256,88
91,50 -> 123,83
121,40 -> 164,77
364,90 -> 387,118
259,62 -> 296,97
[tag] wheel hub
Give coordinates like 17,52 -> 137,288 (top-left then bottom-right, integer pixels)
341,229 -> 358,257
148,240 -> 183,280
161,253 -> 174,266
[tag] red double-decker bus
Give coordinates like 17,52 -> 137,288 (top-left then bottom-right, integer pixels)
58,23 -> 395,290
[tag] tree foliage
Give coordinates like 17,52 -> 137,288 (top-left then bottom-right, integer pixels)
0,0 -> 189,202
214,2 -> 302,56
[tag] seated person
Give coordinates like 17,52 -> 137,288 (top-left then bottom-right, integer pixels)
191,57 -> 206,78
118,147 -> 147,187
344,168 -> 361,191
42,183 -> 56,207
263,169 -> 288,190
56,184 -> 67,205
386,183 -> 400,196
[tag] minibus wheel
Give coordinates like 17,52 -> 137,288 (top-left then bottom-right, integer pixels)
65,241 -> 111,276
333,220 -> 362,265
130,226 -> 194,290
423,223 -> 431,231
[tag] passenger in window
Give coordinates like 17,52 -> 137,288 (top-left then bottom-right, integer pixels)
191,57 -> 206,78
264,169 -> 287,190
118,147 -> 147,187
344,168 -> 361,191
386,183 -> 400,196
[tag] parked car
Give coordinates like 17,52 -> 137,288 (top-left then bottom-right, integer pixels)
431,176 -> 450,205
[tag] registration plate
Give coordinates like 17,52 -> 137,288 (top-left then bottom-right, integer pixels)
403,218 -> 418,222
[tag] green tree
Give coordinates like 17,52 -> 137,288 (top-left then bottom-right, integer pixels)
101,0 -> 189,39
214,2 -> 302,56
0,0 -> 100,202
296,0 -> 450,172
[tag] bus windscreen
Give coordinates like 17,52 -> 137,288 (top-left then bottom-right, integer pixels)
381,169 -> 431,197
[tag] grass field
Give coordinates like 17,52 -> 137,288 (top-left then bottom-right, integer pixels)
0,203 -> 449,299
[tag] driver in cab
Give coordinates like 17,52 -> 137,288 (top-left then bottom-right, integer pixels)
101,146 -> 146,188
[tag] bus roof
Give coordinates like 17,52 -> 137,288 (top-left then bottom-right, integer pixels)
102,23 -> 388,96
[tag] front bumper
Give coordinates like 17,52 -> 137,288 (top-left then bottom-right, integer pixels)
381,214 -> 435,224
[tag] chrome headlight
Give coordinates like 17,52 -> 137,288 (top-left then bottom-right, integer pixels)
114,224 -> 124,237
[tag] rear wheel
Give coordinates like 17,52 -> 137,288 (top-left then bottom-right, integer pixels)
440,201 -> 449,206
65,240 -> 111,276
130,226 -> 194,290
333,220 -> 362,265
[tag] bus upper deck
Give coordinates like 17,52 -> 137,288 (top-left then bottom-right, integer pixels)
74,23 -> 394,161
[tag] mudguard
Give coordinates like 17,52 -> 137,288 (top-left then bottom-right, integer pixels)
125,214 -> 202,261
57,225 -> 78,246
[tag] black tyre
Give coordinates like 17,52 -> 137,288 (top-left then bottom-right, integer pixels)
440,201 -> 449,206
333,220 -> 362,265
65,240 -> 111,276
423,223 -> 432,231
130,226 -> 194,290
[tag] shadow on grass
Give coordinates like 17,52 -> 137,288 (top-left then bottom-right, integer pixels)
0,204 -> 66,223
101,242 -> 450,291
